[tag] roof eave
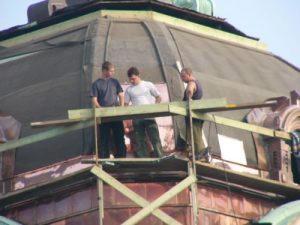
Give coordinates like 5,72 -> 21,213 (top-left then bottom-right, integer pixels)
0,0 -> 257,42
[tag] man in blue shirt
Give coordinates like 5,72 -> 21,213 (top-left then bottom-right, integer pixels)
90,61 -> 126,158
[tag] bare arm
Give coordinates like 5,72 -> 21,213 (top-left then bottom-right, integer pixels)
91,97 -> 100,108
118,92 -> 125,106
155,95 -> 162,103
186,81 -> 196,100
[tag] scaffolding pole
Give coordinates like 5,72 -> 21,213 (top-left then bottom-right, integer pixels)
94,106 -> 104,225
188,98 -> 199,225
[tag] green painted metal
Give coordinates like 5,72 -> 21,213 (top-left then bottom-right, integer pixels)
257,200 -> 300,225
68,100 -> 291,140
0,98 -> 291,155
193,112 -> 291,140
173,0 -> 214,16
199,0 -> 214,16
0,216 -> 22,225
68,98 -> 227,119
0,10 -> 267,51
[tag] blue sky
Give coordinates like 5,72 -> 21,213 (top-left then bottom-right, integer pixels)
0,0 -> 299,68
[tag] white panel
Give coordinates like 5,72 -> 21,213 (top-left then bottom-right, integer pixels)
218,134 -> 247,165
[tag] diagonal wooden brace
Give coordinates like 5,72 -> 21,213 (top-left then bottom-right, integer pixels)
122,174 -> 197,225
91,166 -> 183,225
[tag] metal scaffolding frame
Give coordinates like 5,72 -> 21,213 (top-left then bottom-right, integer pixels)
0,98 -> 293,224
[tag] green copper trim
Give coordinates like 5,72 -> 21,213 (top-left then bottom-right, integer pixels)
1,10 -> 267,51
257,200 -> 300,225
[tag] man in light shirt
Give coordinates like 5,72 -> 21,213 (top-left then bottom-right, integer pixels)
125,67 -> 163,158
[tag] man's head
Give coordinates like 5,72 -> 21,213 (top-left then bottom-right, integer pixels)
102,61 -> 115,78
127,67 -> 141,85
180,67 -> 193,83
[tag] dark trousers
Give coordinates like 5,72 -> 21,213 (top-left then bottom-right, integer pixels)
98,121 -> 126,158
133,119 -> 163,158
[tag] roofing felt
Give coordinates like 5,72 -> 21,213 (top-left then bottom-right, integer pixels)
0,4 -> 299,173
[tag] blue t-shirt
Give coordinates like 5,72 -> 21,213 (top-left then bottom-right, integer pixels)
90,78 -> 123,107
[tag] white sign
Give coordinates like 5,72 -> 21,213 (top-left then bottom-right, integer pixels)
218,134 -> 247,165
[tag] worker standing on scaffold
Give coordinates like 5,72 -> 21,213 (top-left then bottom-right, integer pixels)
90,61 -> 127,159
180,67 -> 210,162
124,67 -> 163,158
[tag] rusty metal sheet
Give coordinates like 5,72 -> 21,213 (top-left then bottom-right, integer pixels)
2,180 -> 281,225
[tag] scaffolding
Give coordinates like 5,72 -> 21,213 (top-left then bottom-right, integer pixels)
0,98 -> 295,225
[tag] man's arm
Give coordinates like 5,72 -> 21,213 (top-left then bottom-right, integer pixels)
149,82 -> 161,103
155,96 -> 162,103
118,92 -> 125,106
92,97 -> 101,108
124,89 -> 130,106
186,81 -> 196,100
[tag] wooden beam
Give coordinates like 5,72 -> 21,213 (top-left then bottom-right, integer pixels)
193,112 -> 291,141
82,157 -> 160,164
168,107 -> 290,140
1,98 -> 289,155
68,98 -> 227,119
31,118 -> 83,128
170,107 -> 290,140
206,101 -> 277,112
122,174 -> 197,225
68,99 -> 290,140
91,166 -> 182,225
0,119 -> 93,153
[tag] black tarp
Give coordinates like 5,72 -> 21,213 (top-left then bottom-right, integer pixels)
0,26 -> 90,173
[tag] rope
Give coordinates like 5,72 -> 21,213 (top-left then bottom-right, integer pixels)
211,115 -> 238,225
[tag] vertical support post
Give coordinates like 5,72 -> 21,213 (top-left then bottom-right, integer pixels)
94,107 -> 99,166
188,100 -> 197,177
188,161 -> 198,225
94,107 -> 104,224
188,99 -> 199,224
97,178 -> 104,225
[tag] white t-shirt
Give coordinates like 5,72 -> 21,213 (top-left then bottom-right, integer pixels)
125,81 -> 160,105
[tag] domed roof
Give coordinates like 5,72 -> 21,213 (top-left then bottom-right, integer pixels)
0,2 -> 299,172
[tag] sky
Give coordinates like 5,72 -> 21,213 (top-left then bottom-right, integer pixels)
0,0 -> 299,68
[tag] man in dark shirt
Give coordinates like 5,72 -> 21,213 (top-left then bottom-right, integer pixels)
90,61 -> 126,158
180,67 -> 210,162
